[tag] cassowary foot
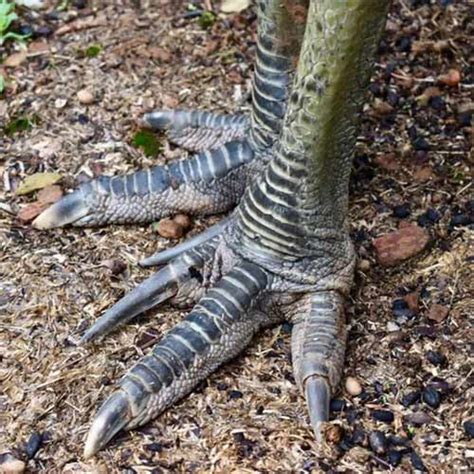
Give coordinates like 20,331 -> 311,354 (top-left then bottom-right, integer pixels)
32,109 -> 255,229
80,216 -> 350,458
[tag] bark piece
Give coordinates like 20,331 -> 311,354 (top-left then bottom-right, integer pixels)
427,304 -> 449,323
374,224 -> 429,266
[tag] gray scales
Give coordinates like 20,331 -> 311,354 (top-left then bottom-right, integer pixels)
33,0 -> 390,459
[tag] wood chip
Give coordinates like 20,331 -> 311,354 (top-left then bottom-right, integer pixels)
4,52 -> 27,68
427,304 -> 449,323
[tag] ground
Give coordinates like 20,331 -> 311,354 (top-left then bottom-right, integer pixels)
0,0 -> 472,472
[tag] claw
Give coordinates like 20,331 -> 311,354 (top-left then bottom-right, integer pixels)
81,260 -> 190,343
140,218 -> 229,267
32,190 -> 89,229
83,391 -> 131,459
305,376 -> 330,442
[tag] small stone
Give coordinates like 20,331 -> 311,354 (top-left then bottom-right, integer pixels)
330,399 -> 346,412
392,204 -> 411,218
438,69 -> 461,87
371,410 -> 394,423
369,430 -> 388,454
422,387 -> 441,409
351,428 -> 368,447
429,378 -> 450,394
173,214 -> 191,229
405,411 -> 432,426
25,432 -> 43,459
426,304 -> 449,323
401,390 -> 421,407
103,259 -> 127,275
77,89 -> 95,104
0,455 -> 26,474
357,259 -> 371,271
345,377 -> 362,396
450,213 -> 472,227
425,350 -> 446,366
156,218 -> 185,239
386,321 -> 400,332
145,442 -> 163,452
392,299 -> 415,320
403,292 -> 419,314
229,390 -> 243,400
463,420 -> 474,438
373,224 -> 429,266
387,450 -> 403,467
412,137 -> 430,151
410,451 -> 426,471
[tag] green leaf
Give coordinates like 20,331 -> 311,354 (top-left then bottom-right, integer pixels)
0,74 -> 4,94
198,11 -> 216,29
4,116 -> 34,135
84,44 -> 102,58
131,130 -> 162,157
16,172 -> 62,195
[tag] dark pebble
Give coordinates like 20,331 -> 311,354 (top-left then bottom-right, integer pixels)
430,378 -> 450,394
412,137 -> 430,151
72,0 -> 88,8
346,409 -> 359,424
457,111 -> 472,127
351,428 -> 368,447
229,390 -> 243,400
397,36 -> 412,52
392,299 -> 416,321
450,213 -> 472,227
369,430 -> 388,454
78,113 -> 89,124
25,432 -> 43,459
256,405 -> 264,415
425,350 -> 446,366
390,435 -> 410,446
418,208 -> 441,227
392,204 -> 411,218
330,399 -> 346,412
387,450 -> 403,467
410,451 -> 426,471
463,420 -> 474,438
429,96 -> 445,111
405,411 -> 432,426
145,442 -> 163,452
34,26 -> 53,38
372,410 -> 394,423
402,390 -> 421,407
281,321 -> 293,334
18,25 -> 34,36
422,387 -> 441,408
415,326 -> 437,338
216,382 -> 228,391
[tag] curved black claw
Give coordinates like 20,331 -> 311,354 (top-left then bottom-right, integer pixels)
140,218 -> 230,267
84,391 -> 131,459
305,376 -> 330,441
81,239 -> 218,343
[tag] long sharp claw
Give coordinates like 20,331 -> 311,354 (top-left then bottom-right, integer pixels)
305,376 -> 330,442
32,191 -> 89,229
140,218 -> 229,267
83,392 -> 130,459
80,261 -> 189,343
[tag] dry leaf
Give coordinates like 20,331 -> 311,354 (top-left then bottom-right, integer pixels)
4,52 -> 27,68
16,172 -> 62,195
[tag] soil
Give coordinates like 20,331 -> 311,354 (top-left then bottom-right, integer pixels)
1,0 -> 472,472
